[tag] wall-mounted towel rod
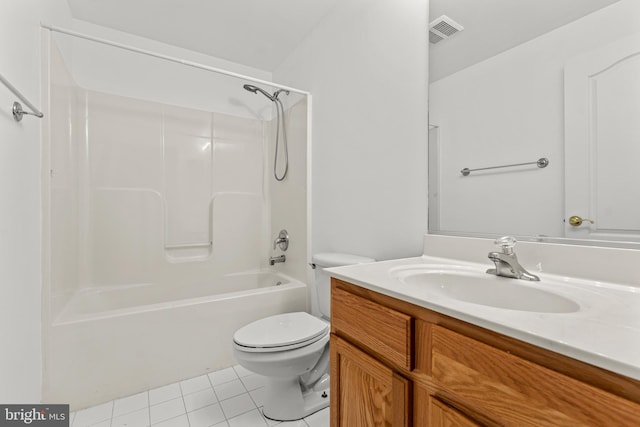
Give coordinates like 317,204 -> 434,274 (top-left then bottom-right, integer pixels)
0,72 -> 44,121
461,157 -> 549,176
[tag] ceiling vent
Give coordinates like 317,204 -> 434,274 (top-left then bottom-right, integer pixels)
429,15 -> 464,44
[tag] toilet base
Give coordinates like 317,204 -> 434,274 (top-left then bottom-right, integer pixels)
262,377 -> 330,421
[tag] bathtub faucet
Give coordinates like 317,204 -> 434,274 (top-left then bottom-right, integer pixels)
273,229 -> 289,251
269,255 -> 286,266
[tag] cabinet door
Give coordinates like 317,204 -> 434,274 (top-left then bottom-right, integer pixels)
431,326 -> 640,426
429,397 -> 481,427
331,334 -> 410,427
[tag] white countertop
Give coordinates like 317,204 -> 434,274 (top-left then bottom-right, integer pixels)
327,255 -> 640,381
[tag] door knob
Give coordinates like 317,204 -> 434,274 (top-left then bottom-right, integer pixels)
568,215 -> 594,227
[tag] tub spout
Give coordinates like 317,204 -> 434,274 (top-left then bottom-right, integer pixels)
269,255 -> 286,266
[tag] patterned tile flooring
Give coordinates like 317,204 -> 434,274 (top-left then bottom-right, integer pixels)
69,365 -> 329,427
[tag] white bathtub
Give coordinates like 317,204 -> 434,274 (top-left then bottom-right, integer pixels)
43,271 -> 308,410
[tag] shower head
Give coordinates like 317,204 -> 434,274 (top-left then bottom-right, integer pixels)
243,84 -> 276,102
242,83 -> 290,181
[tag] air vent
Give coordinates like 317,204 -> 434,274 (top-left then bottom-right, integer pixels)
429,15 -> 464,44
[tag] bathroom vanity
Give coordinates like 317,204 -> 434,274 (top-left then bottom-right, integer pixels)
328,236 -> 640,426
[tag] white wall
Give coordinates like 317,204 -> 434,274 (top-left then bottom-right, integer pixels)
66,20 -> 275,120
274,0 -> 430,263
430,0 -> 640,238
0,0 -> 72,403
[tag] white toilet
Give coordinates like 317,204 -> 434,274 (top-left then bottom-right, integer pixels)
232,252 -> 375,421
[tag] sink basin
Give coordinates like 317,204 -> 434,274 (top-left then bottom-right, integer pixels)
392,267 -> 580,313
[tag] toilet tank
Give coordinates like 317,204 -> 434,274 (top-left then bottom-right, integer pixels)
312,253 -> 375,319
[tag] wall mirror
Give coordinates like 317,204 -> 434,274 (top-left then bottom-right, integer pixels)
428,0 -> 640,249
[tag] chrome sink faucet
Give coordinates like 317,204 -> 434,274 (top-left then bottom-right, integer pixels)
487,236 -> 540,281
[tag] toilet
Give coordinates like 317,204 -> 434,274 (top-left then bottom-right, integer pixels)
232,252 -> 375,421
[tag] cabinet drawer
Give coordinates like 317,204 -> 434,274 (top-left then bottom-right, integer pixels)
431,326 -> 640,426
332,285 -> 412,369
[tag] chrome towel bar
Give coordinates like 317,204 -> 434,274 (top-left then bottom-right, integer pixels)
461,157 -> 549,176
0,72 -> 44,121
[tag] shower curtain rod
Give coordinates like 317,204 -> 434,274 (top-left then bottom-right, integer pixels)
40,23 -> 310,97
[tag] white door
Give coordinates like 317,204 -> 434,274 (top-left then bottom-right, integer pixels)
564,33 -> 640,242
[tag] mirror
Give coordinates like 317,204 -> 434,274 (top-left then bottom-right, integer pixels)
428,0 -> 640,249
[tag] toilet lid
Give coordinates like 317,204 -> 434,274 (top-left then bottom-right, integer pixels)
233,312 -> 328,350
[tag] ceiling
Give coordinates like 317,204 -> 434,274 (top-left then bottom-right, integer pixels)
66,0 -> 342,72
430,0 -> 622,81
66,0 -> 622,78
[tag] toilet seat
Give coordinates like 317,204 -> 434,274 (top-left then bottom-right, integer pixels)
233,312 -> 329,353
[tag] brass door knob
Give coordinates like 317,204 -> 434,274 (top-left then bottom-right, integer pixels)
568,215 -> 594,227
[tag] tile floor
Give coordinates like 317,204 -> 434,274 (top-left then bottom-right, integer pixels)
69,365 -> 329,427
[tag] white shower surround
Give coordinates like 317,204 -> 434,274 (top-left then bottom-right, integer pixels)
41,32 -> 310,409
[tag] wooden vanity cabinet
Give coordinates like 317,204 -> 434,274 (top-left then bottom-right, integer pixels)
330,278 -> 640,427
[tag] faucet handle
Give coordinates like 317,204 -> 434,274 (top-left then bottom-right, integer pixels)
494,236 -> 517,254
273,229 -> 289,251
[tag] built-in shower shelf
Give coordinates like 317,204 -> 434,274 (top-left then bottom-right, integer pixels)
164,241 -> 213,261
164,242 -> 212,249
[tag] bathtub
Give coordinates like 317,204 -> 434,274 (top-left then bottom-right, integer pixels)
43,271 -> 308,410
